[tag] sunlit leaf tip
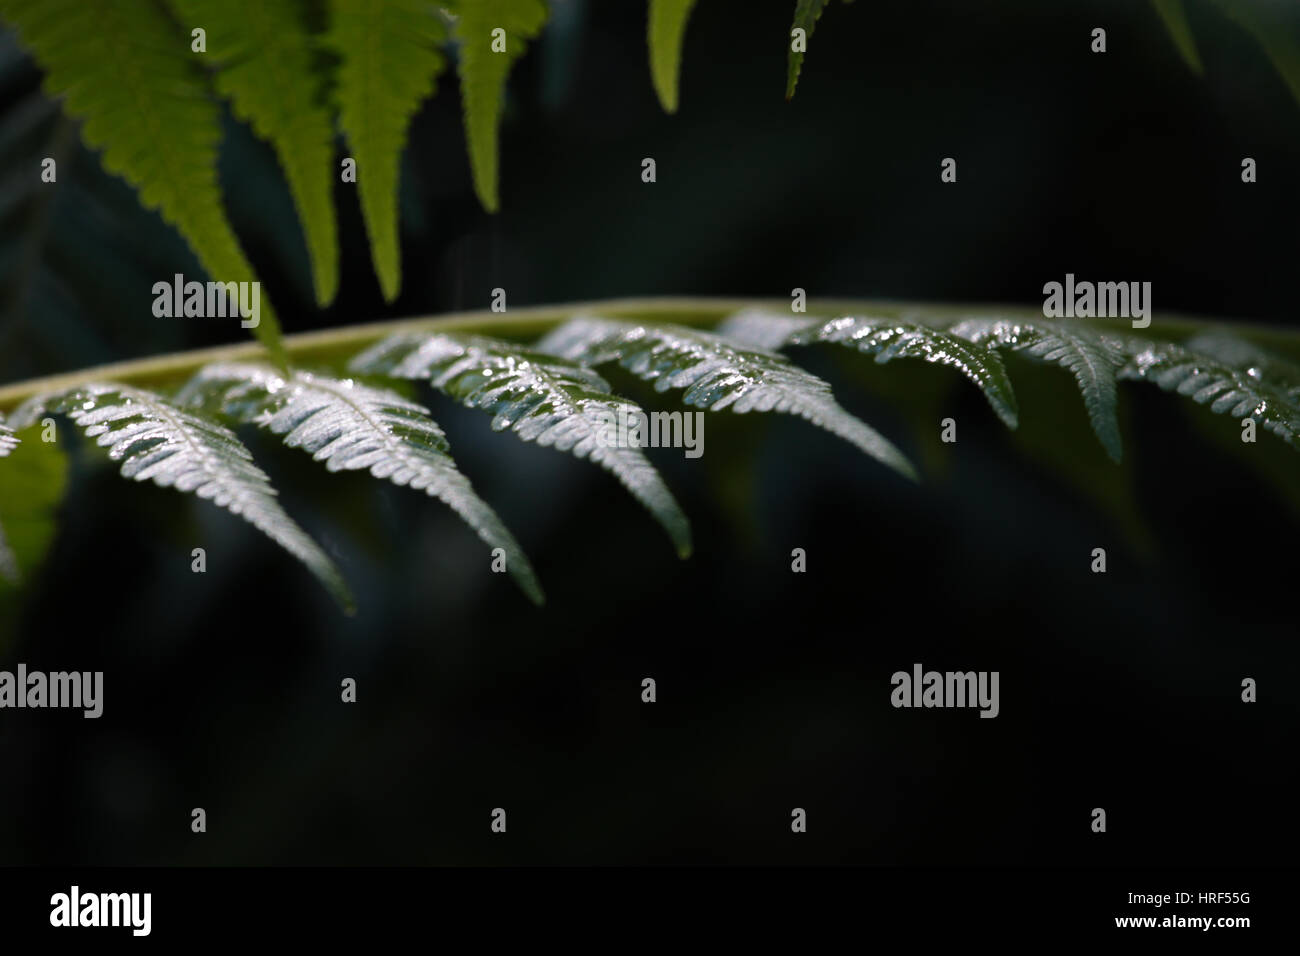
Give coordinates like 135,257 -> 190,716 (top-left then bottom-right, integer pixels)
648,0 -> 698,113
787,0 -> 831,99
453,0 -> 549,213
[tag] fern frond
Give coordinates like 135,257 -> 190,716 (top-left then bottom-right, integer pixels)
14,383 -> 353,610
538,317 -> 917,480
0,420 -> 16,457
177,362 -> 544,604
0,0 -> 286,364
648,0 -> 697,113
349,331 -> 693,558
950,318 -> 1125,463
328,0 -> 449,300
1118,339 -> 1300,447
719,310 -> 1019,429
173,0 -> 339,307
451,0 -> 548,212
787,0 -> 830,99
1152,0 -> 1203,74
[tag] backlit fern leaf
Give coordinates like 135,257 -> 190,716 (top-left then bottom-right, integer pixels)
172,0 -> 339,306
451,0 -> 548,212
648,0 -> 697,113
538,317 -> 916,480
950,318 -> 1125,463
327,0 -> 449,300
719,310 -> 1019,428
1118,339 -> 1300,447
178,362 -> 543,604
11,383 -> 352,610
350,331 -> 693,558
787,0 -> 830,99
0,0 -> 286,364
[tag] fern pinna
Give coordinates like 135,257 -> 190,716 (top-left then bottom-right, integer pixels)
0,0 -> 866,365
4,303 -> 1300,610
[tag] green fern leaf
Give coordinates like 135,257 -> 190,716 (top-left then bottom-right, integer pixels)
349,331 -> 693,558
1118,339 -> 1300,447
951,318 -> 1125,463
648,0 -> 697,113
1152,0 -> 1203,74
452,0 -> 548,212
0,0 -> 287,365
178,362 -> 544,604
172,0 -> 339,307
11,383 -> 353,610
328,0 -> 449,300
719,310 -> 1019,429
787,0 -> 830,99
538,317 -> 917,480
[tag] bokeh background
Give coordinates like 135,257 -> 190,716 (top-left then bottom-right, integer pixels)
0,0 -> 1297,864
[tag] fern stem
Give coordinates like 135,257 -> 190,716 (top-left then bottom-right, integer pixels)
0,296 -> 1289,412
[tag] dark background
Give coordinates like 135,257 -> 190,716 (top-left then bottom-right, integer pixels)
0,0 -> 1297,865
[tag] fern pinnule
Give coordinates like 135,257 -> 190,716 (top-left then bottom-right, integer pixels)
719,310 -> 1019,429
648,0 -> 698,113
179,362 -> 545,605
950,318 -> 1126,462
0,0 -> 287,364
538,317 -> 917,481
14,383 -> 353,611
327,0 -> 450,300
1118,338 -> 1300,446
172,0 -> 340,307
787,0 -> 832,99
350,331 -> 693,559
450,0 -> 548,213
